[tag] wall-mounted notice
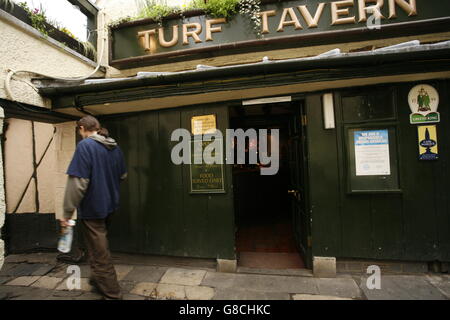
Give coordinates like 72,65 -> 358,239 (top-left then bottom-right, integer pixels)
190,139 -> 225,193
354,130 -> 391,176
418,125 -> 439,161
191,114 -> 217,135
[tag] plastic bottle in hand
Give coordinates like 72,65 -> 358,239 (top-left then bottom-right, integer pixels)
58,220 -> 76,253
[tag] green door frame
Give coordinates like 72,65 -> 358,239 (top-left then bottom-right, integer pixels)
226,94 -> 313,269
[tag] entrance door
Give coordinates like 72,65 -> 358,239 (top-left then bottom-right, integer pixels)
287,101 -> 311,267
230,101 -> 310,269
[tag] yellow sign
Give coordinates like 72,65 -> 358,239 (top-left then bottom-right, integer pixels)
418,125 -> 438,161
191,114 -> 217,135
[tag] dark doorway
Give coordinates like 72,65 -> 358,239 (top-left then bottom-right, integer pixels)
229,100 -> 309,269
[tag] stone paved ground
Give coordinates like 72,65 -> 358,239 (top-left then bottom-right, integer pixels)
0,253 -> 448,300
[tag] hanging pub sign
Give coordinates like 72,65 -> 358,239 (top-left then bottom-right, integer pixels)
408,84 -> 440,124
110,0 -> 450,68
418,125 -> 438,160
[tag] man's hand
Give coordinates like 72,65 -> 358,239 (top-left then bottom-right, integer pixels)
60,219 -> 71,228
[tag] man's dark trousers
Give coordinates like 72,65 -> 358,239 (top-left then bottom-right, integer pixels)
81,215 -> 122,299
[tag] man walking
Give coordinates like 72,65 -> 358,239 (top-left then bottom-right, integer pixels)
61,115 -> 127,300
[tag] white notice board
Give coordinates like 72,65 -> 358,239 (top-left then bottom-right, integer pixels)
354,130 -> 391,176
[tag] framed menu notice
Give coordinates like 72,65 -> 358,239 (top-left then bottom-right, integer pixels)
354,130 -> 391,176
346,126 -> 400,193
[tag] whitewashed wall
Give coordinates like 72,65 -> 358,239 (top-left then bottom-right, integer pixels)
0,10 -> 101,108
4,119 -> 56,214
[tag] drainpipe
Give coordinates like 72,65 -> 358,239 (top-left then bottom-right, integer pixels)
0,107 -> 5,270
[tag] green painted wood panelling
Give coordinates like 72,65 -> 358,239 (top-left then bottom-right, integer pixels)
309,81 -> 450,262
306,94 -> 342,258
102,104 -> 235,260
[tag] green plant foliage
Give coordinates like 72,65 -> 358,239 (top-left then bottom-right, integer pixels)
109,16 -> 134,28
114,0 -> 261,35
137,0 -> 181,25
10,1 -> 97,59
238,0 -> 261,36
18,2 -> 49,35
80,41 -> 97,61
188,0 -> 239,19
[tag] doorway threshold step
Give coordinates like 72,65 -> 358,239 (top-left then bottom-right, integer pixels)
238,251 -> 305,270
236,267 -> 313,278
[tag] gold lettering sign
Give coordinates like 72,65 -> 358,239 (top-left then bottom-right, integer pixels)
137,0 -> 418,54
191,114 -> 217,135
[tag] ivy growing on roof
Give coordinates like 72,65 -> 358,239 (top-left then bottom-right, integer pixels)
111,0 -> 263,36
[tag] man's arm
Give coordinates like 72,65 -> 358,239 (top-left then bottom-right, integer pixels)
63,175 -> 90,220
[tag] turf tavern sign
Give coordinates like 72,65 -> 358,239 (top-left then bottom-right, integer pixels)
137,0 -> 416,53
110,0 -> 449,66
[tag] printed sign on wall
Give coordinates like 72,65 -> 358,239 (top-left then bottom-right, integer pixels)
191,114 -> 217,135
190,139 -> 225,193
408,84 -> 440,124
418,125 -> 439,161
354,130 -> 391,176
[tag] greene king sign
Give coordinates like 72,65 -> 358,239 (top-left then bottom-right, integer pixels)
110,0 -> 450,66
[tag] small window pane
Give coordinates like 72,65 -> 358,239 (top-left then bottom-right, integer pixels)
342,89 -> 395,122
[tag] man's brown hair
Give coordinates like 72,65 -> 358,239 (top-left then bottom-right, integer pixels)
77,115 -> 109,137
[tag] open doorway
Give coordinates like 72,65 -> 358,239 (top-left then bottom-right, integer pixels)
230,100 -> 309,270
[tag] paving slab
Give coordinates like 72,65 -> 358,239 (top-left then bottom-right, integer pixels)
160,268 -> 207,286
5,276 -> 41,287
5,253 -> 58,264
31,276 -> 64,290
115,264 -> 134,281
45,295 -> 79,300
0,263 -> 21,276
202,272 -> 319,295
9,287 -> 54,300
46,263 -> 72,278
293,294 -> 353,300
72,292 -> 104,300
426,275 -> 450,299
155,283 -> 186,300
0,263 -> 54,277
315,278 -> 362,299
30,264 -> 55,276
185,286 -> 215,300
52,290 -> 84,298
0,264 -> 43,277
55,277 -> 93,291
119,280 -> 137,294
213,288 -> 290,300
360,275 -> 447,300
0,285 -> 32,300
123,293 -> 146,300
0,276 -> 14,285
130,282 -> 158,297
122,265 -> 167,283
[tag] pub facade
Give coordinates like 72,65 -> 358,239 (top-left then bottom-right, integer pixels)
2,0 -> 450,273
